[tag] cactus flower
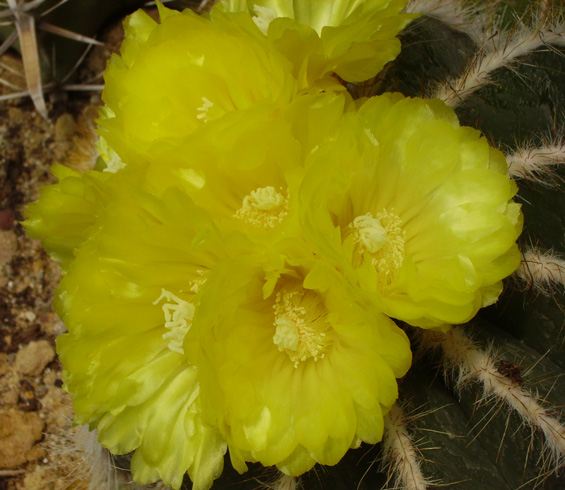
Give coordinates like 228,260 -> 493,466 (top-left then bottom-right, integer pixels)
301,93 -> 523,328
22,2 -> 525,487
44,158 -> 412,487
53,184 -> 231,490
23,89 -> 522,490
189,254 -> 412,476
23,164 -> 112,269
218,0 -> 417,86
26,89 -> 415,487
98,3 -> 297,165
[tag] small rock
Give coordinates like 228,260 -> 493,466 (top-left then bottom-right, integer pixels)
0,230 -> 17,264
0,209 -> 15,230
39,311 -> 66,336
0,388 -> 19,406
24,311 -> 37,322
42,369 -> 58,386
14,340 -> 56,377
0,409 -> 44,467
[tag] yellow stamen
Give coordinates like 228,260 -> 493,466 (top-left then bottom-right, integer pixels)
272,283 -> 333,367
350,209 -> 406,287
352,214 -> 388,253
196,96 -> 214,121
234,186 -> 288,229
189,269 -> 207,293
153,289 -> 194,355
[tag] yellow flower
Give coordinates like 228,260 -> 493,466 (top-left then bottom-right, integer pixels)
99,2 -> 297,165
54,184 -> 231,490
23,164 -> 111,269
140,92 -> 351,247
217,0 -> 417,86
26,84 -> 520,485
44,106 -> 412,483
301,94 -> 523,328
25,92 -> 351,275
188,253 -> 412,476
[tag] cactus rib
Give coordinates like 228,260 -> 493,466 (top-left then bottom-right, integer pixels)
507,142 -> 565,184
516,249 -> 565,291
381,404 -> 430,490
432,23 -> 565,107
421,327 -> 565,474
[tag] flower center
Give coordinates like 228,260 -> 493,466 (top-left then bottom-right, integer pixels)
350,209 -> 406,287
272,284 -> 333,367
351,214 -> 387,253
234,186 -> 288,229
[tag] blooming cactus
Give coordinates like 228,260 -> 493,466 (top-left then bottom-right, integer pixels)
22,1 -> 528,489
